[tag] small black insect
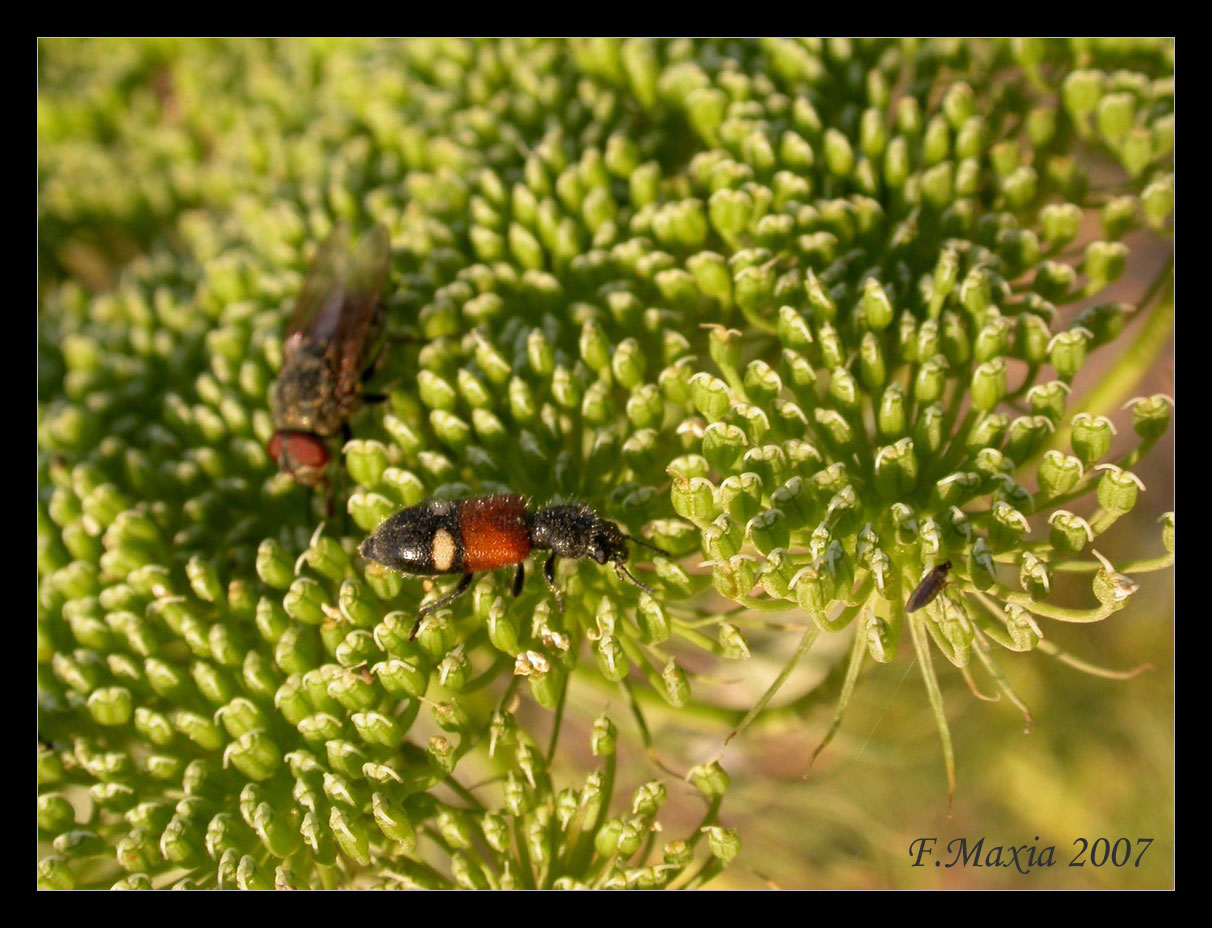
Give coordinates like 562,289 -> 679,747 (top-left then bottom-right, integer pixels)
359,495 -> 670,639
268,224 -> 391,497
906,560 -> 952,613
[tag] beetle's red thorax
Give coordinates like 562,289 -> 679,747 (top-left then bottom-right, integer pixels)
459,495 -> 531,572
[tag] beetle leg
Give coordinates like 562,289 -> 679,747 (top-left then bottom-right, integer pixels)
543,554 -> 565,613
512,563 -> 525,598
615,562 -> 656,596
409,572 -> 474,640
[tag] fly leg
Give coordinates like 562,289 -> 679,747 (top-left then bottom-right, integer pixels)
512,563 -> 525,598
543,554 -> 565,613
410,573 -> 473,640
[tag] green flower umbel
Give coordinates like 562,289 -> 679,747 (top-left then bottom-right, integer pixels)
40,38 -> 1172,885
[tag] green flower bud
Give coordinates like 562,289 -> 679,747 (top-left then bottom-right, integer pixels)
185,556 -> 223,603
1062,69 -> 1104,124
1142,175 -> 1174,230
859,277 -> 894,332
701,512 -> 743,561
871,382 -> 907,439
670,474 -> 718,528
1083,241 -> 1127,292
215,697 -> 267,740
913,355 -> 949,405
631,779 -> 667,818
1095,465 -> 1145,515
170,709 -> 224,751
1019,552 -> 1052,601
689,372 -> 731,422
1038,450 -> 1084,499
734,261 -> 777,321
87,686 -> 132,726
972,316 -> 1010,365
1048,328 -> 1093,381
687,251 -> 734,310
717,472 -> 763,524
708,188 -> 753,244
997,603 -> 1041,652
1098,195 -> 1139,240
133,707 -> 175,746
296,713 -> 344,744
707,618 -> 749,660
160,816 -> 205,867
369,792 -> 415,851
929,471 -> 980,511
1089,550 -> 1140,610
350,710 -> 404,749
1048,510 -> 1095,555
701,422 -> 747,473
658,659 -> 690,709
1028,380 -> 1071,422
116,826 -> 164,873
913,403 -> 946,456
1069,413 -> 1117,465
747,508 -> 790,556
38,855 -> 76,890
962,536 -> 995,591
703,826 -> 741,864
595,634 -> 628,681
1124,394 -> 1173,441
327,806 -> 371,866
38,793 -> 76,834
988,500 -> 1031,552
223,730 -> 281,782
373,652 -> 429,698
823,128 -> 854,177
971,358 -> 1007,411
485,597 -> 521,655
300,525 -> 352,581
1001,415 -> 1052,464
1096,92 -> 1135,144
874,438 -> 919,498
1040,202 -> 1082,246
344,439 -> 390,489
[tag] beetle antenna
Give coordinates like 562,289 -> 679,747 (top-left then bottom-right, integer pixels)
620,533 -> 672,558
615,562 -> 656,595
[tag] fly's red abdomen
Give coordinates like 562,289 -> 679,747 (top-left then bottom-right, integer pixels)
458,495 -> 532,572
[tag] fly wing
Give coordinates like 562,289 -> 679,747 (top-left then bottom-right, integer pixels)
285,224 -> 353,342
330,224 -> 390,397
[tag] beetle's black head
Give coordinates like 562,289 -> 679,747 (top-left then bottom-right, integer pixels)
529,503 -> 670,595
589,520 -> 629,566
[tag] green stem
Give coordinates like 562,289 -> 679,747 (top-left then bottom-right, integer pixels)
724,624 -> 820,745
907,610 -> 956,812
1050,551 -> 1173,573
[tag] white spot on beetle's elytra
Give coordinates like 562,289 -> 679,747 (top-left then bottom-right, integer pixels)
432,529 -> 456,571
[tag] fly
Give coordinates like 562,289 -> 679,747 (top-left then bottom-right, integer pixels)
268,224 -> 391,497
905,560 -> 951,612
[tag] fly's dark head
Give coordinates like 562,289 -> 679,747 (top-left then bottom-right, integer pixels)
268,430 -> 330,487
